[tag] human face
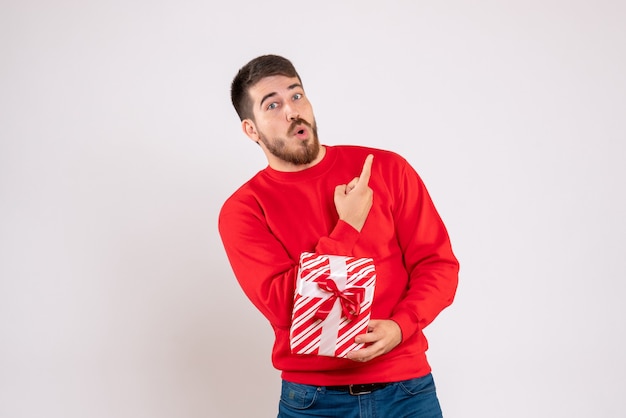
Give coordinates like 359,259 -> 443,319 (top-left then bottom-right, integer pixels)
243,75 -> 322,171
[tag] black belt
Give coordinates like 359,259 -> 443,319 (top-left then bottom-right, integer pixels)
325,383 -> 390,395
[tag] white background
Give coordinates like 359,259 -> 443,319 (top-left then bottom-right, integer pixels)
1,1 -> 625,417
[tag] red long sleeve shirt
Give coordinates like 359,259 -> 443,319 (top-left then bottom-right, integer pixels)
218,145 -> 459,385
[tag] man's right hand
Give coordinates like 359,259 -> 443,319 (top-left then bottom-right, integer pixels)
333,154 -> 374,232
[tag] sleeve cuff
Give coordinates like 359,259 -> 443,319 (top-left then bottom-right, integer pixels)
315,220 -> 361,256
390,310 -> 420,342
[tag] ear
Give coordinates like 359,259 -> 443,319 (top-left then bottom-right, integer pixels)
241,119 -> 260,143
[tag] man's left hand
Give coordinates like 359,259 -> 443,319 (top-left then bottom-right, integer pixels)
346,319 -> 402,362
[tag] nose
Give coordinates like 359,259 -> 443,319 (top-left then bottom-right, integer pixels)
285,104 -> 299,121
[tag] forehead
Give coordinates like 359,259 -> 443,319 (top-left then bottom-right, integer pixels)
248,75 -> 302,103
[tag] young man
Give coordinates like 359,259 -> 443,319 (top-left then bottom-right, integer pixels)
219,54 -> 459,417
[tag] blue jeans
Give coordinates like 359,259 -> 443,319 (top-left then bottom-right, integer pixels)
278,373 -> 443,418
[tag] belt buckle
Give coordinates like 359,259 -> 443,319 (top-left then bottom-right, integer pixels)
348,384 -> 371,395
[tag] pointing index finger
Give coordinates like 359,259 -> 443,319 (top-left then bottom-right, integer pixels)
359,154 -> 374,186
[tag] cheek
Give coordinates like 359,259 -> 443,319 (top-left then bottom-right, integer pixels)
301,103 -> 315,118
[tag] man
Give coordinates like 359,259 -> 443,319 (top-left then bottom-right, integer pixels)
219,54 -> 459,417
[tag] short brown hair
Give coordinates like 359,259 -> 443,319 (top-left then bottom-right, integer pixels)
231,55 -> 302,121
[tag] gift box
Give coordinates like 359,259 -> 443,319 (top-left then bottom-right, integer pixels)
289,252 -> 377,358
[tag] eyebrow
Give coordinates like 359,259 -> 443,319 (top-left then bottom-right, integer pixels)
259,83 -> 303,109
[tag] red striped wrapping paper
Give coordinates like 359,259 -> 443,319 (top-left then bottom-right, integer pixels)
289,252 -> 377,358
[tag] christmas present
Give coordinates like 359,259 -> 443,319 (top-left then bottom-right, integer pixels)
289,252 -> 376,358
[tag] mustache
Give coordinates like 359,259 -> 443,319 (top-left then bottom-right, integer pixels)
288,118 -> 313,135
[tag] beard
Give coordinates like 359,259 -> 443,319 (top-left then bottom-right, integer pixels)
258,118 -> 320,166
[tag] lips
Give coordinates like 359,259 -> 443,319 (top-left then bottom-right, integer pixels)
294,126 -> 308,140
289,119 -> 311,140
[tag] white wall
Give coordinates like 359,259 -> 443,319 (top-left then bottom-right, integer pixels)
1,1 -> 624,417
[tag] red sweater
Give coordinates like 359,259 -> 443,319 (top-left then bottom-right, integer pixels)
218,145 -> 459,385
